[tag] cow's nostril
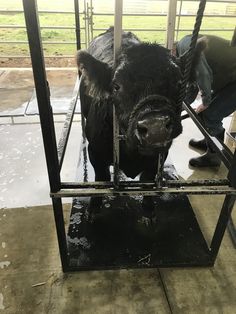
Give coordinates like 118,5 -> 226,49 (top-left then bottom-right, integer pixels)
164,117 -> 172,131
166,120 -> 171,130
137,123 -> 148,137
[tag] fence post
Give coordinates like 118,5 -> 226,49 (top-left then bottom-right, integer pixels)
166,0 -> 177,49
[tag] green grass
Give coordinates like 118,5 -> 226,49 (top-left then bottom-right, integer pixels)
0,0 -> 235,56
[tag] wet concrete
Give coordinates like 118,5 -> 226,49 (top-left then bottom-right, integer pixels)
0,68 -> 77,115
0,122 -> 82,208
0,69 -> 236,313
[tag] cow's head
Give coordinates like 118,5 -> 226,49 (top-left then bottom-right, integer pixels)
77,43 -> 183,156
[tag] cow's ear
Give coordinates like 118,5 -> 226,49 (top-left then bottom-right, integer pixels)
77,50 -> 112,98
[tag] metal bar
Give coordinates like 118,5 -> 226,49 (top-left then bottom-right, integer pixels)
51,198 -> 69,272
93,28 -> 167,32
0,41 -> 78,44
156,153 -> 165,188
176,0 -> 183,41
22,0 -> 61,192
74,0 -> 81,50
114,0 -> 123,59
92,27 -> 236,32
61,179 -> 230,189
0,25 -> 85,29
113,0 -> 123,188
113,105 -> 120,188
231,25 -> 236,46
84,0 -> 88,48
51,186 -> 236,198
0,54 -> 85,58
90,0 -> 94,40
58,77 -> 80,170
166,0 -> 177,49
0,25 -> 234,31
227,215 -> 236,248
91,12 -> 236,17
210,195 -> 236,260
0,10 -> 79,14
183,103 -> 233,169
228,149 -> 236,188
86,2 -> 91,44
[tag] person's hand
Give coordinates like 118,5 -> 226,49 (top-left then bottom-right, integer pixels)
195,103 -> 208,114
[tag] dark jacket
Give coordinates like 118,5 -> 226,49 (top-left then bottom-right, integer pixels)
177,34 -> 236,107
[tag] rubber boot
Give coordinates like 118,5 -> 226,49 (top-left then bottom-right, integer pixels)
189,138 -> 207,151
189,149 -> 221,167
189,130 -> 224,168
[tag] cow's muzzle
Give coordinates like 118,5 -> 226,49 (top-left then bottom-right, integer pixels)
135,112 -> 173,152
126,95 -> 181,155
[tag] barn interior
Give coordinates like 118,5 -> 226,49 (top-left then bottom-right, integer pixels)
1,0 -> 236,313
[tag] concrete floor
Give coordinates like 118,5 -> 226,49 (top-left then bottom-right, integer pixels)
0,69 -> 236,313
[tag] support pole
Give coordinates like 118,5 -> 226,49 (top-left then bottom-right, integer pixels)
74,0 -> 81,50
113,0 -> 123,188
114,0 -> 123,61
210,195 -> 236,261
166,0 -> 177,50
23,0 -> 69,272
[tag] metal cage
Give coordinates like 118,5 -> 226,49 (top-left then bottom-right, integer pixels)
22,0 -> 236,272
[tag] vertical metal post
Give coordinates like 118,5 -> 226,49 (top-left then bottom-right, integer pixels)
230,26 -> 236,46
175,0 -> 183,42
113,107 -> 120,188
228,149 -> 236,188
114,0 -> 123,60
156,153 -> 165,188
22,0 -> 69,272
90,0 -> 94,40
74,0 -> 86,144
74,0 -> 81,50
113,0 -> 123,188
166,0 -> 177,49
86,2 -> 91,44
52,198 -> 69,272
83,0 -> 88,48
210,195 -> 236,261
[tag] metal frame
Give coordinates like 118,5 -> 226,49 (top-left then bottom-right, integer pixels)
1,0 -> 236,59
23,0 -> 236,272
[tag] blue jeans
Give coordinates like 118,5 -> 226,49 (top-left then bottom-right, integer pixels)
201,81 -> 236,136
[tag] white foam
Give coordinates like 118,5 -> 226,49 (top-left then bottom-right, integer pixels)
0,293 -> 5,310
0,261 -> 10,269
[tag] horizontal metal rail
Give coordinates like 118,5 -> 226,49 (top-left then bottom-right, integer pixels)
0,55 -> 81,58
0,25 -> 85,30
1,10 -> 236,18
93,12 -> 236,18
0,40 -> 79,44
51,186 -> 236,198
93,27 -> 236,33
61,179 -> 230,189
0,10 -> 81,14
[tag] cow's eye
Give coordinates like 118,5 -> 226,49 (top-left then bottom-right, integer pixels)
113,83 -> 121,92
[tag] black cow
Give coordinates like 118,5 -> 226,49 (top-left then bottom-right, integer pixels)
77,28 -> 187,215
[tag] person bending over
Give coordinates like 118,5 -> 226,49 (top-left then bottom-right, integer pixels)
176,33 -> 236,167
